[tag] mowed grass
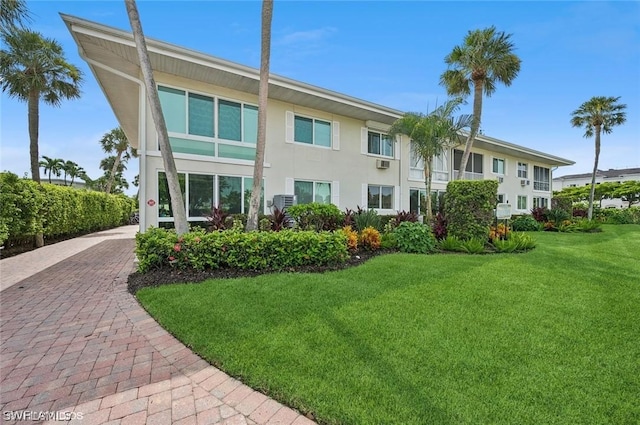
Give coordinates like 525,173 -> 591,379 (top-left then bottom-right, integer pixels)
137,225 -> 640,425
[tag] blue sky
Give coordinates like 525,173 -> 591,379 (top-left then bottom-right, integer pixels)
2,1 -> 639,195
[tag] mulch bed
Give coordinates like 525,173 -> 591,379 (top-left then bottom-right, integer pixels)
127,250 -> 388,294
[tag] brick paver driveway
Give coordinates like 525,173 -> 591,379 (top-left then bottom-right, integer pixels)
0,228 -> 314,425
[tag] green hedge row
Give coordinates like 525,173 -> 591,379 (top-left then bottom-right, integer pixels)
0,172 -> 136,245
135,227 -> 349,272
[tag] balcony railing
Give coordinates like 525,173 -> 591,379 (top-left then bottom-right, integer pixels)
534,181 -> 550,191
453,170 -> 484,180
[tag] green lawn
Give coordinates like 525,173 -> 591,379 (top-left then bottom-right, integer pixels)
137,225 -> 640,425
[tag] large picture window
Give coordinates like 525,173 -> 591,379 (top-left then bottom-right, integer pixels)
157,85 -> 258,161
533,166 -> 550,191
409,146 -> 449,181
294,181 -> 332,204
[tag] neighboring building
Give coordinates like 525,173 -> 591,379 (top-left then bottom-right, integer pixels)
63,15 -> 574,230
41,177 -> 88,189
553,168 -> 640,208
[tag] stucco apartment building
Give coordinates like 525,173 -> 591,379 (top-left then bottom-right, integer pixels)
64,15 -> 574,230
553,168 -> 640,208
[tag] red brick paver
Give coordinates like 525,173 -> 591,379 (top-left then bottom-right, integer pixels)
0,227 -> 314,425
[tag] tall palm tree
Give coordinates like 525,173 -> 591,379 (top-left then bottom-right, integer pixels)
39,155 -> 63,183
0,0 -> 31,31
99,127 -> 136,194
388,98 -> 473,221
124,0 -> 189,235
63,161 -> 84,186
246,0 -> 274,231
440,26 -> 521,180
1,29 -> 83,184
570,96 -> 627,220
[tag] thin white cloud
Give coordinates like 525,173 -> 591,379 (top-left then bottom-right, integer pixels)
276,27 -> 337,46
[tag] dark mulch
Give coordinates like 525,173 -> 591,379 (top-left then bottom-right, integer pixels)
127,250 -> 388,294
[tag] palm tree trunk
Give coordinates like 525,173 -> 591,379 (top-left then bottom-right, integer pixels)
28,90 -> 40,184
424,158 -> 433,222
105,152 -> 122,194
125,0 -> 189,235
587,126 -> 601,220
246,0 -> 273,231
456,80 -> 483,180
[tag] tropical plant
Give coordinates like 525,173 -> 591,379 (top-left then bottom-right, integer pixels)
438,235 -> 464,252
570,96 -> 627,220
394,222 -> 436,254
459,237 -> 486,254
1,29 -> 83,185
246,0 -> 274,231
388,98 -> 472,220
99,127 -> 136,194
269,205 -> 292,231
206,205 -> 229,231
62,160 -> 85,186
39,156 -> 63,183
359,226 -> 381,251
0,0 -> 31,31
440,26 -> 521,179
125,0 -> 188,235
354,207 -> 381,232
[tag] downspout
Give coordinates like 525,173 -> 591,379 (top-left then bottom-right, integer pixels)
77,48 -> 148,232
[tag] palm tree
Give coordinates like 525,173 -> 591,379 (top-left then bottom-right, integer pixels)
39,155 -> 63,183
246,0 -> 274,231
1,29 -> 83,186
124,0 -> 189,235
99,127 -> 136,194
62,160 -> 84,186
0,0 -> 31,31
388,98 -> 473,221
440,26 -> 521,180
570,96 -> 627,220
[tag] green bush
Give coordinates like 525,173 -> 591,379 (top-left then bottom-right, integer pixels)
0,171 -> 135,245
510,232 -> 536,251
491,238 -> 519,253
135,227 -> 349,273
511,215 -> 541,231
287,203 -> 344,231
380,232 -> 398,250
354,208 -> 381,231
459,237 -> 486,254
444,180 -> 498,240
547,208 -> 570,224
599,208 -> 640,224
438,235 -> 464,252
393,222 -> 436,254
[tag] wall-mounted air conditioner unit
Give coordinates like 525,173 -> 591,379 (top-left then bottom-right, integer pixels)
497,177 -> 504,183
272,194 -> 297,210
520,179 -> 530,186
376,159 -> 390,169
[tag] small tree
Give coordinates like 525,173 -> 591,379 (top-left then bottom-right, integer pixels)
99,127 -> 136,194
613,181 -> 640,208
388,98 -> 472,221
570,96 -> 627,220
39,156 -> 63,183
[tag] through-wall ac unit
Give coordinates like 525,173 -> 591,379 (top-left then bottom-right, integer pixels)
497,177 -> 504,183
272,194 -> 297,210
376,159 -> 390,169
520,179 -> 531,186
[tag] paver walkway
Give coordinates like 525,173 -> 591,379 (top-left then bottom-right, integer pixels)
0,226 -> 315,425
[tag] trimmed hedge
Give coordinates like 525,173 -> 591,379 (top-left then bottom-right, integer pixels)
135,227 -> 349,273
393,222 -> 436,254
0,172 -> 136,246
444,180 -> 498,240
287,203 -> 344,231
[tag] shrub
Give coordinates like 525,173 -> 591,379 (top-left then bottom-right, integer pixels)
530,207 -> 549,222
394,222 -> 436,254
287,203 -> 343,231
572,218 -> 603,232
354,207 -> 381,231
431,212 -> 447,240
547,208 -> 570,224
511,215 -> 541,232
491,238 -> 519,253
438,235 -> 463,252
343,225 -> 358,252
206,205 -> 229,231
551,196 -> 573,215
459,237 -> 486,254
573,207 -> 588,218
135,227 -> 349,273
489,223 -> 510,241
600,207 -> 640,224
444,180 -> 498,241
343,208 -> 355,227
395,210 -> 419,225
359,226 -> 381,251
510,232 -> 536,251
269,206 -> 292,231
380,232 -> 398,250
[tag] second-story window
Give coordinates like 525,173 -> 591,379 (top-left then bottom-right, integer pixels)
294,115 -> 331,147
367,131 -> 393,157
